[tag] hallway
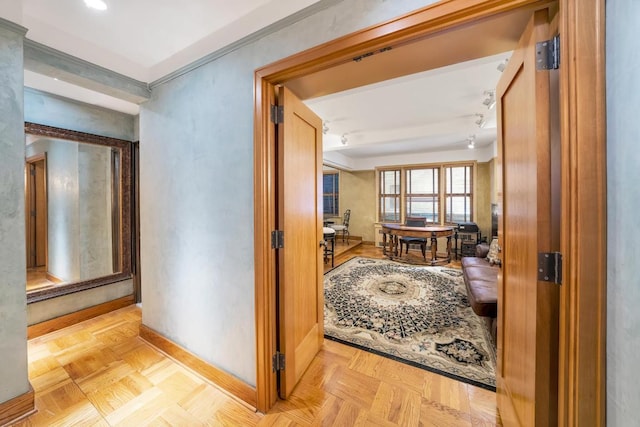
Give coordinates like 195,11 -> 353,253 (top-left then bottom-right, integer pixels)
16,247 -> 499,426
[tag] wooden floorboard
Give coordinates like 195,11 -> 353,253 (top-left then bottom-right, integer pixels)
15,245 -> 499,426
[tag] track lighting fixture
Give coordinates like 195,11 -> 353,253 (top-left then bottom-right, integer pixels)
322,121 -> 329,135
467,135 -> 476,149
341,134 -> 348,145
482,90 -> 496,110
497,58 -> 509,72
475,114 -> 487,128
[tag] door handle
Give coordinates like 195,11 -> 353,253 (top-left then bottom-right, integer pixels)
319,240 -> 327,247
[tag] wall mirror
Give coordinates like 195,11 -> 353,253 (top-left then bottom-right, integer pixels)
25,122 -> 131,303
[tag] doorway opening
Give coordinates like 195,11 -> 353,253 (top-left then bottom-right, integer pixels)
253,0 -> 606,422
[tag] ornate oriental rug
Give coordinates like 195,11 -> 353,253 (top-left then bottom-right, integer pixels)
324,257 -> 496,390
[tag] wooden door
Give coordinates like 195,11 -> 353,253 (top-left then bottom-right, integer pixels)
25,157 -> 47,268
496,9 -> 560,426
277,86 -> 324,398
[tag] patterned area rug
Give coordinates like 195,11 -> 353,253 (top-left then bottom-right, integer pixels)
324,257 -> 496,390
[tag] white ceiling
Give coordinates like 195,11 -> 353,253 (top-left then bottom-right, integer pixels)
21,0 -> 320,82
305,52 -> 508,159
8,0 -> 510,160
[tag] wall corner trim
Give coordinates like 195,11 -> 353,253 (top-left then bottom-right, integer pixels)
0,383 -> 36,427
139,324 -> 257,410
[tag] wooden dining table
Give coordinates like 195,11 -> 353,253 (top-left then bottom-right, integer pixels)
381,223 -> 455,265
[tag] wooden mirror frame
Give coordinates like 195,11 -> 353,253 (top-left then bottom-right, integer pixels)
25,122 -> 132,304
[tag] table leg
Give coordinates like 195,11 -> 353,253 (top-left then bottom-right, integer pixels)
431,236 -> 437,264
382,232 -> 387,255
446,235 -> 452,263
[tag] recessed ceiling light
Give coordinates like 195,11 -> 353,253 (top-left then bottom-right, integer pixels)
84,0 -> 107,11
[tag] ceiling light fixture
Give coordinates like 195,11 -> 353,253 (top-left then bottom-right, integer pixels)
341,134 -> 348,145
322,121 -> 329,135
475,113 -> 487,128
497,58 -> 509,72
482,90 -> 496,110
84,0 -> 108,11
467,135 -> 476,149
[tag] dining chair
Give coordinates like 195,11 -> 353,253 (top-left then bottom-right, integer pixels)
399,216 -> 428,259
330,209 -> 350,244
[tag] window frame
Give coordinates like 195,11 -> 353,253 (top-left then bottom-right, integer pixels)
378,168 -> 401,223
376,161 -> 476,225
322,171 -> 340,217
443,164 -> 474,223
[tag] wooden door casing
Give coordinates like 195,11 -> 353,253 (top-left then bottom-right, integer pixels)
277,86 -> 324,398
496,9 -> 560,426
254,0 -> 606,420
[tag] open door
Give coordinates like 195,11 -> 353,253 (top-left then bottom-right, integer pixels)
496,8 -> 560,426
25,155 -> 47,269
276,86 -> 324,398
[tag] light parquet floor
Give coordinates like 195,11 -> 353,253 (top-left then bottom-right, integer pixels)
15,245 -> 500,426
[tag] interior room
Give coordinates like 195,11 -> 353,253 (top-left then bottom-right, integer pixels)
0,0 -> 631,426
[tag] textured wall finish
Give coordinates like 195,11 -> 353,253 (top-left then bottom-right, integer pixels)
78,143 -> 113,280
475,162 -> 492,240
25,88 -> 135,141
27,279 -> 132,325
141,0 -> 439,386
606,1 -> 640,424
0,20 -> 30,404
45,139 -> 81,282
339,170 -> 376,242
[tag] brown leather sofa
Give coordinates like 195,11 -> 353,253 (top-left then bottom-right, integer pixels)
461,243 -> 498,345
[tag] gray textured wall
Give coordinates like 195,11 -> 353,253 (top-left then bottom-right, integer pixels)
25,88 -> 134,141
46,139 -> 81,282
606,1 -> 640,424
0,22 -> 30,404
140,0 -> 438,386
78,143 -> 113,280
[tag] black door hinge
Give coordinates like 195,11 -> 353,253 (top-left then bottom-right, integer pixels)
538,252 -> 562,284
270,105 -> 284,124
271,230 -> 284,249
536,34 -> 560,70
272,352 -> 285,371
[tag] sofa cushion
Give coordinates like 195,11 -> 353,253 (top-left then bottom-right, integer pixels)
464,277 -> 497,317
461,254 -> 498,318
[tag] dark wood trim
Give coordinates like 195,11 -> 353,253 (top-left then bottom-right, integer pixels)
140,324 -> 257,409
24,122 -> 133,304
557,0 -> 607,425
254,0 -> 605,419
131,141 -> 141,303
27,295 -> 135,339
0,383 -> 35,426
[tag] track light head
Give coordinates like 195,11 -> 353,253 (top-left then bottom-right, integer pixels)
475,114 -> 486,128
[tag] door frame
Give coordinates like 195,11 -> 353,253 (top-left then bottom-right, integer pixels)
253,0 -> 606,423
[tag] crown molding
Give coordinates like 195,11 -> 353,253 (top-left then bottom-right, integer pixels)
149,0 -> 344,89
24,39 -> 150,103
0,17 -> 28,36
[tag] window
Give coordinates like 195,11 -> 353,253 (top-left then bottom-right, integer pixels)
377,162 -> 474,224
444,165 -> 473,223
406,167 -> 439,223
379,169 -> 400,222
323,172 -> 339,216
